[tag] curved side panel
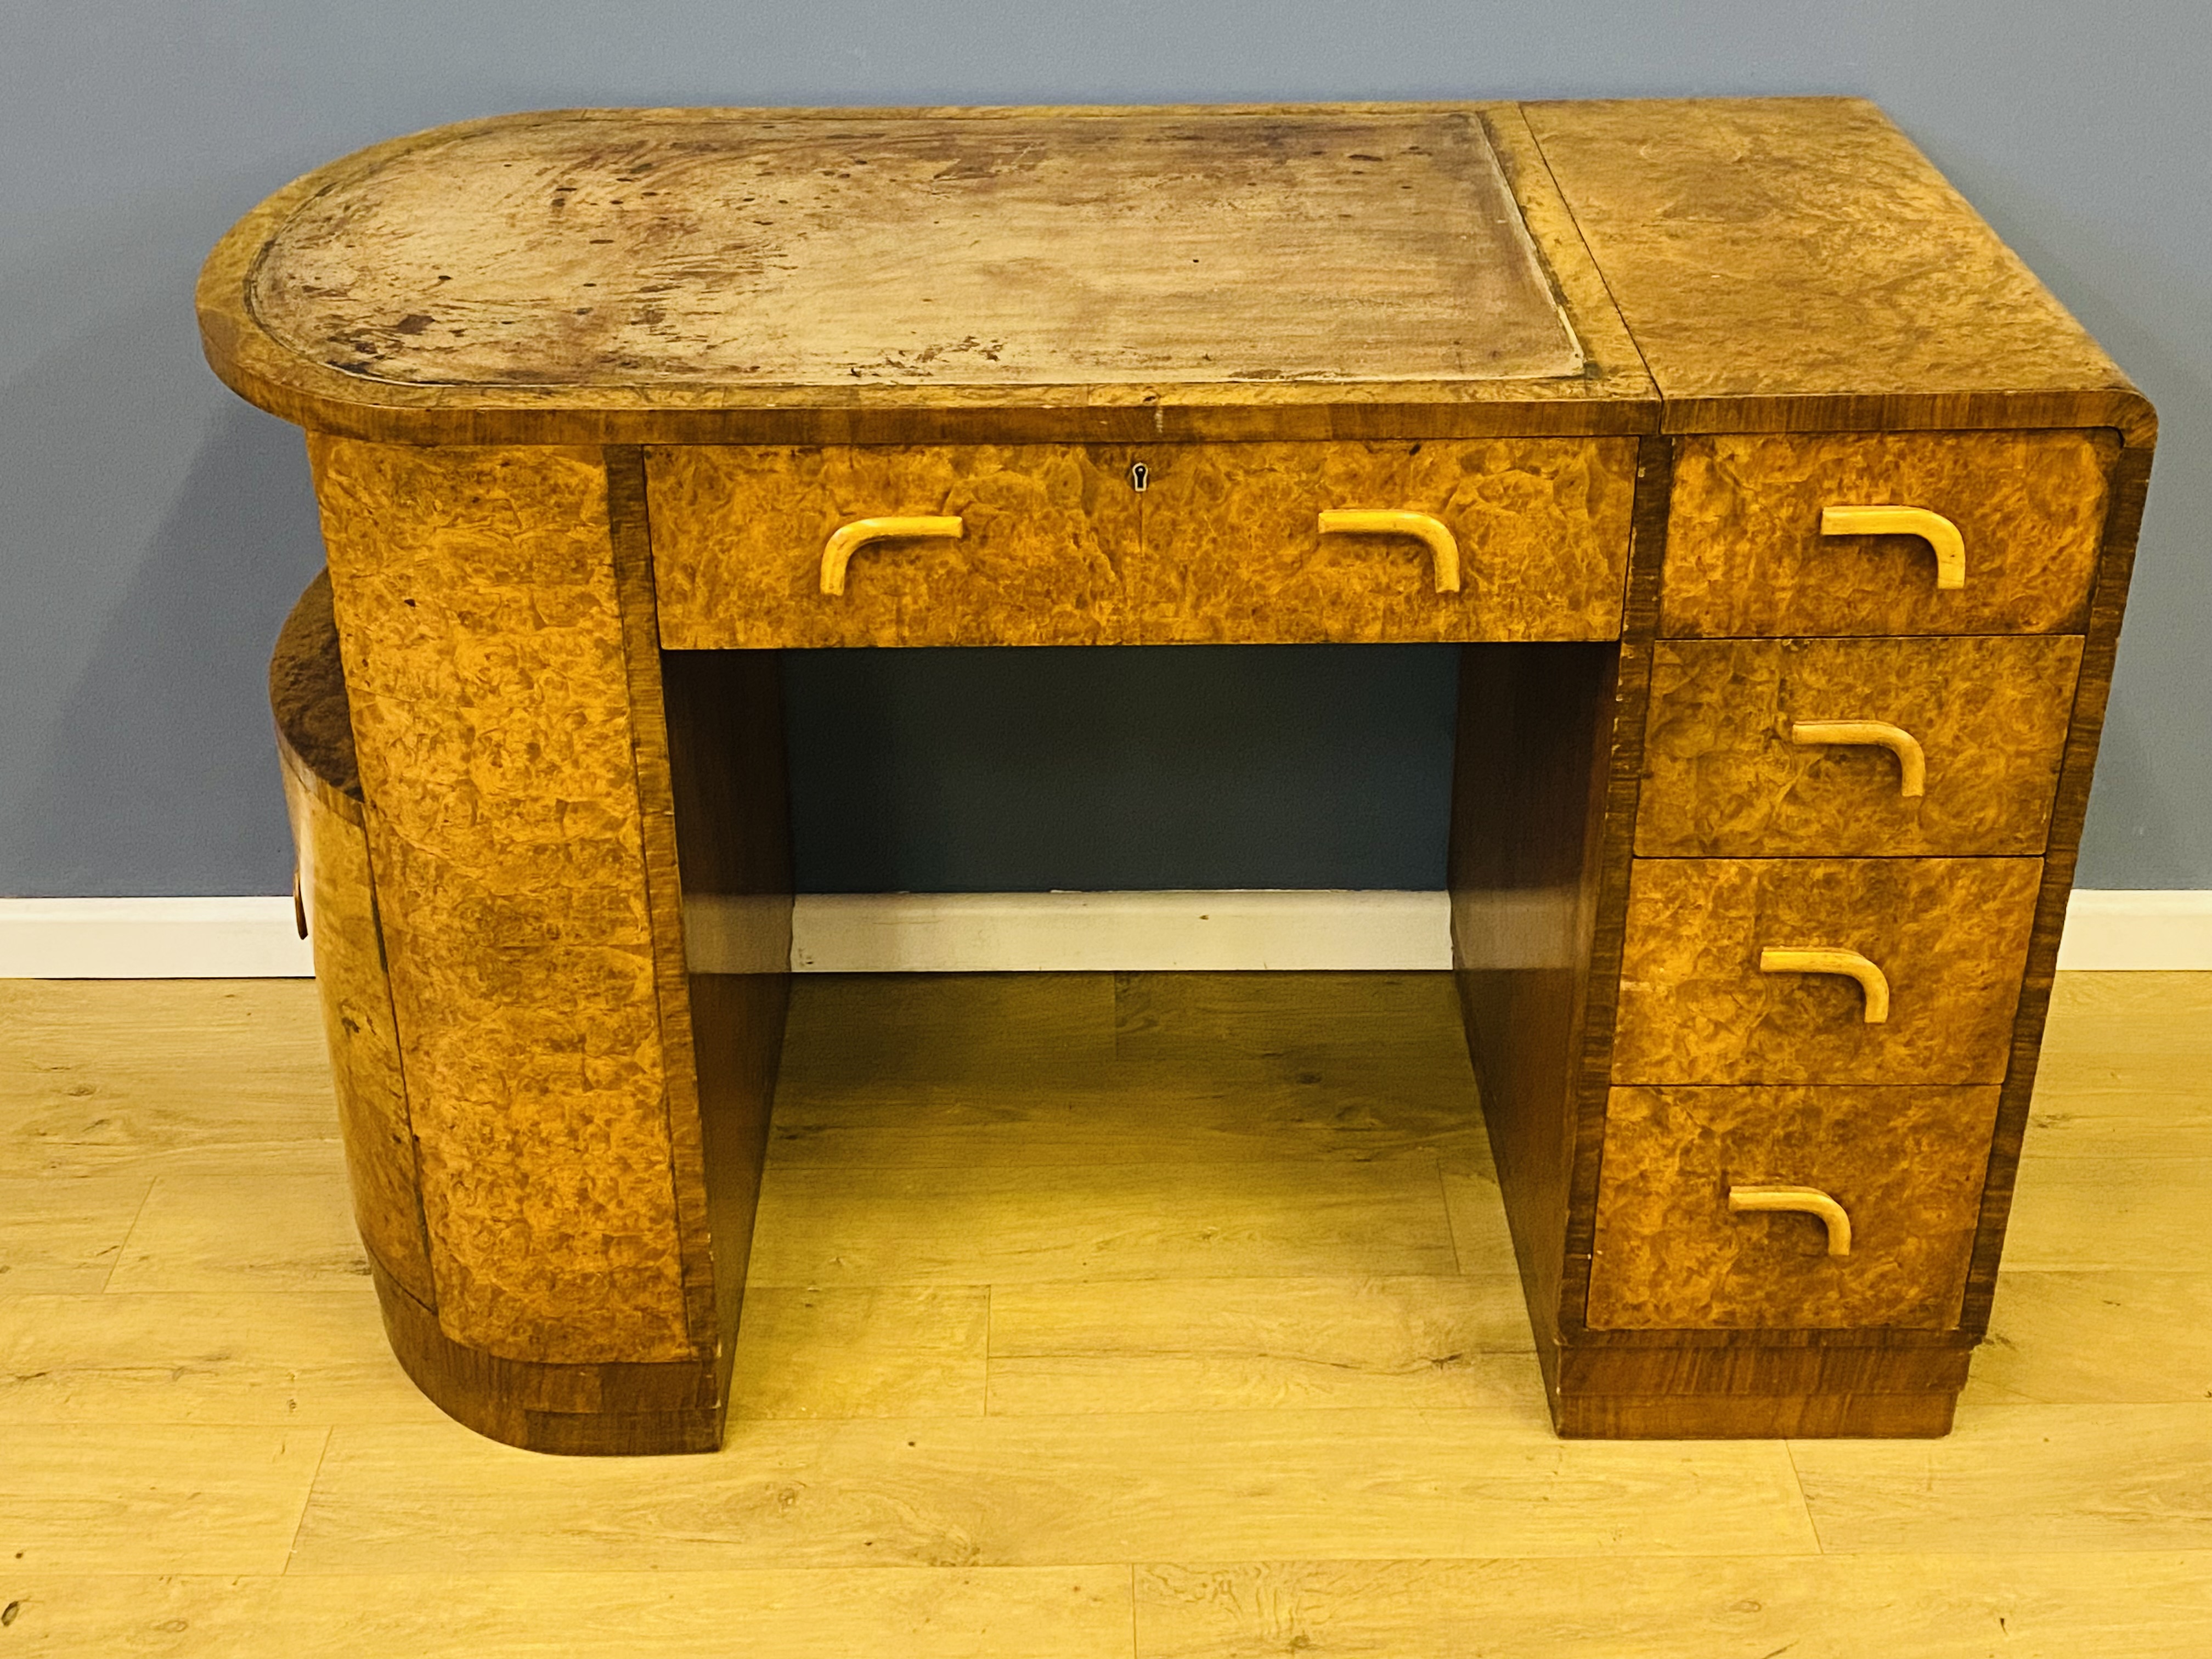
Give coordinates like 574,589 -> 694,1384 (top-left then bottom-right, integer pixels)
369,1259 -> 720,1455
278,740 -> 438,1309
275,567 -> 732,1456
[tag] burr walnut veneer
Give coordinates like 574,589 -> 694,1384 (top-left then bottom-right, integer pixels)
213,99 -> 2155,1453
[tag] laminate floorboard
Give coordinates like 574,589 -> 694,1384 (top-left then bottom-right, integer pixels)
1133,1554 -> 2212,1658
286,1412 -> 1815,1572
0,1290 -> 444,1425
746,1158 -> 1464,1286
727,1285 -> 992,1420
105,1170 -> 368,1293
3,970 -> 2210,1655
985,1273 -> 1536,1415
0,1567 -> 1135,1658
0,980 -> 336,1179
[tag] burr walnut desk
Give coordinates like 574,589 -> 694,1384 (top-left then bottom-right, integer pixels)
206,99 -> 2155,1454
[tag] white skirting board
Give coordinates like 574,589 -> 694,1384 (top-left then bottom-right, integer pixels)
0,889 -> 2209,978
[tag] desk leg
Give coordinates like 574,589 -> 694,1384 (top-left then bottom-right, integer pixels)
1450,553 -> 1980,1436
304,437 -> 788,1454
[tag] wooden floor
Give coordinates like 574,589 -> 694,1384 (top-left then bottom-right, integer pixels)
3,970 -> 2210,1656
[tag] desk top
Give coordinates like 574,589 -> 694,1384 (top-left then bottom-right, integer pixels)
199,99 -> 2147,447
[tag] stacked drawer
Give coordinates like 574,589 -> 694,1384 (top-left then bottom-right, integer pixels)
1591,430 -> 2118,1331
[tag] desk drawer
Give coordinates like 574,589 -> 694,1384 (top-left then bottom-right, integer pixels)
648,445 -> 1137,648
1663,430 -> 2117,637
1613,856 -> 2040,1085
1638,636 -> 2083,857
1587,1084 -> 2000,1329
1131,437 -> 1637,642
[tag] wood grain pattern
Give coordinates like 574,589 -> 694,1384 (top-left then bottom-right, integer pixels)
1792,1403 -> 2212,1554
744,1159 -> 1462,1288
1523,97 -> 2153,439
0,981 -> 336,1181
104,1171 -> 368,1293
766,1081 -> 1487,1171
649,443 -> 1137,648
653,437 -> 1637,648
0,1290 -> 446,1425
768,971 -> 1488,1166
1994,1155 -> 2212,1273
365,1258 -> 718,1454
5,973 -> 2210,1645
285,1414 -> 1817,1572
1135,1554 -> 2212,1659
986,1275 -> 1539,1416
0,1173 -> 152,1294
1612,857 -> 2043,1085
1588,1085 -> 2001,1329
726,1286 -> 990,1420
0,1568 -> 1137,1659
198,95 -> 2163,1453
276,738 -> 433,1305
1959,441 -> 2155,1335
311,437 -> 696,1368
1132,438 -> 1635,642
1,1425 -> 328,1573
267,568 -> 360,797
1662,430 -> 2117,637
1447,642 -> 1624,1402
1969,1272 -> 2212,1405
1638,636 -> 2083,857
1555,1386 -> 1959,1439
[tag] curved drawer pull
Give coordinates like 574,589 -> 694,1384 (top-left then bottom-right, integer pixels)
820,516 -> 964,596
1317,510 -> 1462,593
1788,720 -> 1927,798
1758,946 -> 1890,1023
1819,505 -> 1966,591
1730,1184 -> 1853,1257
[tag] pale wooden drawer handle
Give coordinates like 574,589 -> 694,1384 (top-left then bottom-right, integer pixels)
1819,505 -> 1966,590
820,516 -> 964,596
1758,946 -> 1890,1023
1730,1184 -> 1853,1257
1787,719 -> 1927,798
1317,510 -> 1462,593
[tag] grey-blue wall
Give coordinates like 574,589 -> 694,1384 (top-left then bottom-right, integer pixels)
3,2 -> 2204,896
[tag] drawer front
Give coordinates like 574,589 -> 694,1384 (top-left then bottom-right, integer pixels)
1663,430 -> 2117,637
1613,857 -> 2041,1085
649,445 -> 1138,648
1130,438 -> 1637,642
1587,1084 -> 2001,1329
1637,636 -> 2083,857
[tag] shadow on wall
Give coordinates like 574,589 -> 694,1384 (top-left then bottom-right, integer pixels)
6,399 -> 324,895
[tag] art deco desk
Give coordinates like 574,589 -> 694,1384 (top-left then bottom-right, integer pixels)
204,99 -> 2155,1454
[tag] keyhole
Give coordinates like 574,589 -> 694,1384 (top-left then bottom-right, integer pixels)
1128,461 -> 1149,493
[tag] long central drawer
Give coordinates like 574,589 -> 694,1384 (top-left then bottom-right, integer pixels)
646,438 -> 1638,648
